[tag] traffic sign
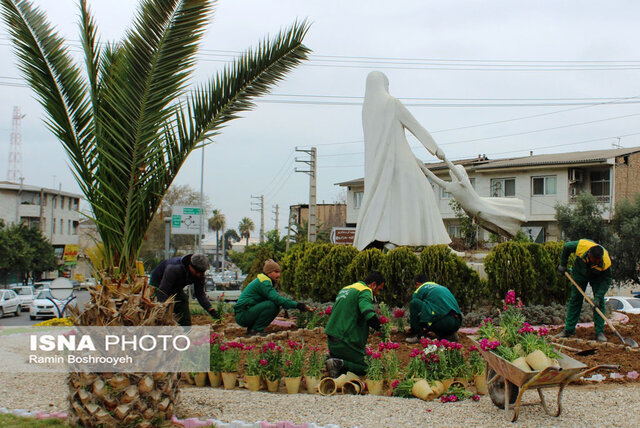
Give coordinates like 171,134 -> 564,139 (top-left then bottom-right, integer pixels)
171,206 -> 205,235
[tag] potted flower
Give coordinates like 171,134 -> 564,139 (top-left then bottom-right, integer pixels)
208,333 -> 223,387
304,345 -> 325,393
220,341 -> 244,389
243,345 -> 262,391
259,342 -> 283,392
378,302 -> 392,341
283,339 -> 305,394
365,347 -> 384,395
380,342 -> 401,386
467,345 -> 487,394
393,308 -> 406,333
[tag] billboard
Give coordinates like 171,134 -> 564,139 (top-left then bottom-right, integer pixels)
330,227 -> 356,245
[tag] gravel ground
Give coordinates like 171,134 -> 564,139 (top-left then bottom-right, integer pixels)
0,372 -> 638,427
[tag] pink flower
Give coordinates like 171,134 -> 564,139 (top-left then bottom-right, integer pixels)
627,371 -> 639,380
420,338 -> 432,348
505,290 -> 516,305
366,347 -> 374,356
325,306 -> 332,315
219,344 -> 228,351
378,342 -> 386,352
472,395 -> 480,401
259,358 -> 268,366
391,380 -> 400,389
482,317 -> 493,325
372,352 -> 382,359
379,316 -> 389,324
410,348 -> 421,358
393,309 -> 405,318
468,345 -> 478,352
286,361 -> 291,367
448,395 -> 458,402
538,328 -> 549,337
245,345 -> 254,350
440,395 -> 449,403
516,298 -> 523,308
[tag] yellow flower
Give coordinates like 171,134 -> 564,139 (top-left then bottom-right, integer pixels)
33,317 -> 74,327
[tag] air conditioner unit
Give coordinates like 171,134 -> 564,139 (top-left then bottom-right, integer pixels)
569,168 -> 583,183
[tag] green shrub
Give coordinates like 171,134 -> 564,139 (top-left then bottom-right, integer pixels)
419,244 -> 485,312
294,243 -> 332,299
242,246 -> 275,286
346,248 -> 385,284
523,242 -> 556,305
381,247 -> 419,307
315,245 -> 359,301
484,242 -> 536,304
279,244 -> 306,297
543,241 -> 575,304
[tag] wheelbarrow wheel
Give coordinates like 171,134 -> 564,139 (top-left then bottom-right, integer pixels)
487,368 -> 519,409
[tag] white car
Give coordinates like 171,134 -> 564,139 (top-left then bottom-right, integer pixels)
13,286 -> 35,311
0,289 -> 21,318
29,289 -> 66,320
605,296 -> 640,315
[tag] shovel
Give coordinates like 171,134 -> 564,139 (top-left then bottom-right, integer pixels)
565,272 -> 639,348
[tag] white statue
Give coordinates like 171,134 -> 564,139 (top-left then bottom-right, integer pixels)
353,71 -> 451,250
417,158 -> 526,237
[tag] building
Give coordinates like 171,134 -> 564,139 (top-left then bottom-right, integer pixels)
0,181 -> 82,272
337,147 -> 640,243
288,203 -> 347,232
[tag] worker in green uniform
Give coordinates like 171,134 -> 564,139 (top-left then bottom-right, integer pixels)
324,271 -> 385,377
407,274 -> 462,343
556,239 -> 612,342
234,259 -> 310,336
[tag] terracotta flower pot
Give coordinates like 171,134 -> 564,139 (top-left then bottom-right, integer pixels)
525,350 -> 552,371
245,375 -> 261,391
304,375 -> 321,394
194,372 -> 207,387
284,376 -> 302,394
208,371 -> 221,388
366,379 -> 384,396
221,372 -> 238,389
441,378 -> 454,391
265,377 -> 280,393
431,380 -> 446,396
318,377 -> 337,396
184,372 -> 194,385
334,372 -> 359,389
412,379 -> 434,401
474,373 -> 488,395
512,356 -> 532,372
342,380 -> 364,395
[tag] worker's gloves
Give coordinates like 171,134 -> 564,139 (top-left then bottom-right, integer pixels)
208,308 -> 219,319
296,302 -> 310,312
557,265 -> 567,274
367,316 -> 382,331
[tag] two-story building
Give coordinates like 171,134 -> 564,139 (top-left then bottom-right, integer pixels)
338,147 -> 640,243
0,181 -> 82,269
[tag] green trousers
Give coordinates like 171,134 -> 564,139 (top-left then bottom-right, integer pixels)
564,272 -> 609,335
410,299 -> 461,339
327,336 -> 367,375
234,300 -> 280,332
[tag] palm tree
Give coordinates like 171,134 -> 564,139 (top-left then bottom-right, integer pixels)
208,209 -> 225,265
238,217 -> 255,246
1,0 -> 309,425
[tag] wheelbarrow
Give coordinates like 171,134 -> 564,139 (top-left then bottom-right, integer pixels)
469,336 -> 618,422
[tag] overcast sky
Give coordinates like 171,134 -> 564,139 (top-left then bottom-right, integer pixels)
2,0 -> 640,238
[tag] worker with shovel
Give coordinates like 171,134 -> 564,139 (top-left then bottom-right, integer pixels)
556,239 -> 612,343
324,271 -> 385,377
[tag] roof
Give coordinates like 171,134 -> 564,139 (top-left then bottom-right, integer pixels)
336,146 -> 640,186
0,181 -> 83,198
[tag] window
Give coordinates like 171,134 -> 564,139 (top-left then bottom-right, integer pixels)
68,220 -> 71,235
590,170 -> 610,201
354,191 -> 364,209
447,225 -> 462,238
60,219 -> 64,235
53,218 -> 56,234
491,178 -> 515,197
53,196 -> 57,209
68,198 -> 72,210
532,175 -> 557,196
607,298 -> 623,311
60,196 -> 65,209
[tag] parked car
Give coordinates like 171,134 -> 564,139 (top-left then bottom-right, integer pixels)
205,283 -> 242,302
605,296 -> 640,315
81,278 -> 97,289
0,289 -> 21,318
13,286 -> 35,311
29,289 -> 67,320
632,291 -> 640,298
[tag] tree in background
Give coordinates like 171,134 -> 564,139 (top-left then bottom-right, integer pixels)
0,223 -> 57,284
1,0 -> 310,424
208,208 -> 225,265
611,193 -> 640,282
449,200 -> 479,250
555,192 -> 612,246
222,229 -> 241,258
238,217 -> 255,246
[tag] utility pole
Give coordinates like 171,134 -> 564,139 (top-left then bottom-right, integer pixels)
251,195 -> 264,243
272,204 -> 279,233
285,208 -> 295,251
295,147 -> 317,242
7,106 -> 25,183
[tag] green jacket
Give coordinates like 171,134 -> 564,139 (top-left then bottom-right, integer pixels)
325,281 -> 376,350
234,273 -> 298,313
411,282 -> 461,325
561,239 -> 612,285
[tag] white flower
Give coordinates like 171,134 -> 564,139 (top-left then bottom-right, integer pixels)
423,344 -> 437,355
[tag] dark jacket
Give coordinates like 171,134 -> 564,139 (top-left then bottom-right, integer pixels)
151,254 -> 211,311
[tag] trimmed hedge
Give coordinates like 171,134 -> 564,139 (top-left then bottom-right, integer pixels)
315,245 -> 359,302
381,247 -> 420,307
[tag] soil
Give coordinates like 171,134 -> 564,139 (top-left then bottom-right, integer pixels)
189,312 -> 640,388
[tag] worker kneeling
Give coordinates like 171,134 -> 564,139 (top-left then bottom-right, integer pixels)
408,274 -> 462,343
324,271 -> 385,377
234,259 -> 310,336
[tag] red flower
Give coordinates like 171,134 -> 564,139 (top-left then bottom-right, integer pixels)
430,354 -> 440,363
482,317 -> 493,325
410,348 -> 421,358
366,347 -> 374,356
440,395 -> 449,403
391,380 -> 400,389
245,345 -> 254,350
468,345 -> 478,352
372,352 -> 382,359
426,409 -> 432,412
379,316 -> 389,324
259,358 -> 268,366
505,290 -> 516,305
448,395 -> 458,402
538,328 -> 549,337
286,361 -> 291,367
472,395 -> 480,401
325,306 -> 332,315
378,342 -> 386,352
393,309 -> 405,318
219,344 -> 228,351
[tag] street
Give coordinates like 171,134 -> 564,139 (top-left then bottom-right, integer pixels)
0,289 -> 91,327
